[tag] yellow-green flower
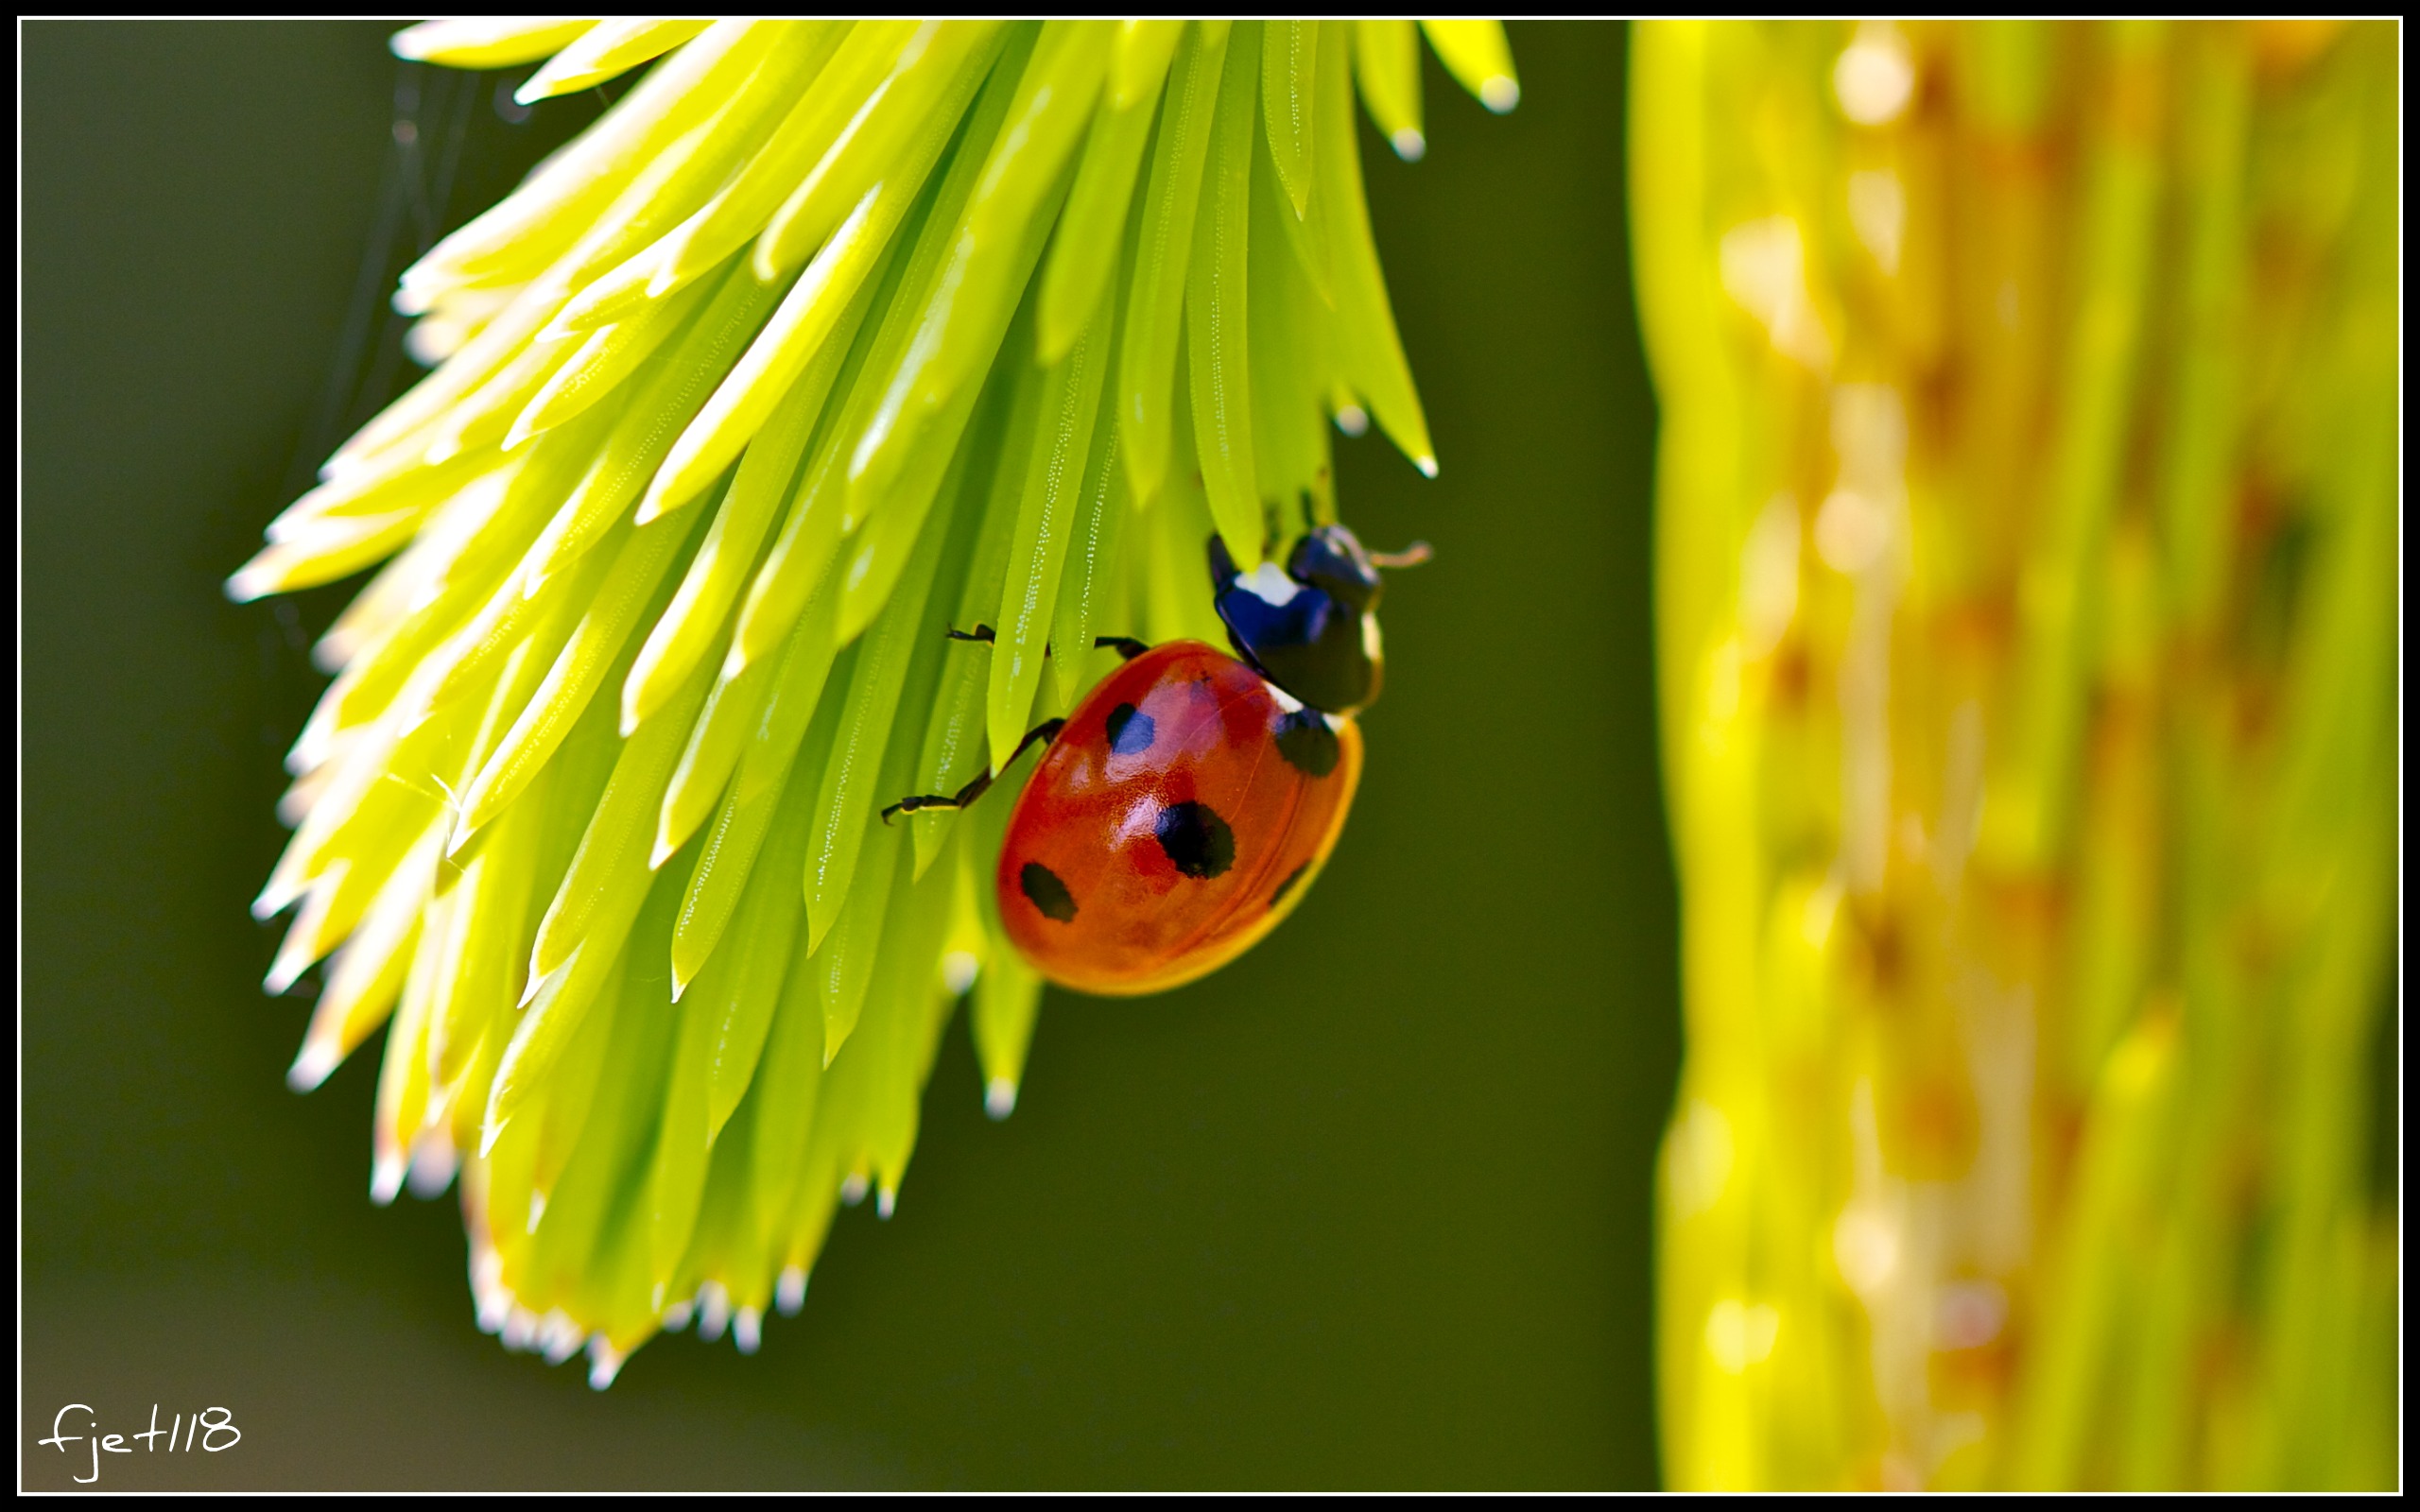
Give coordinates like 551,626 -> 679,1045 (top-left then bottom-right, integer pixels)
230,18 -> 1515,1387
1634,19 -> 2395,1490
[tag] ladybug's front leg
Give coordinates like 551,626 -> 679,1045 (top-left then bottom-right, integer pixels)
880,719 -> 1067,824
946,623 -> 1150,662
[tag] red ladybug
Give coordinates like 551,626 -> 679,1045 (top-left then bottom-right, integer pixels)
888,525 -> 1427,995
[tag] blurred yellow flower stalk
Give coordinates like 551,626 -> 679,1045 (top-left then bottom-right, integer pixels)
1634,20 -> 2395,1489
230,19 -> 1514,1386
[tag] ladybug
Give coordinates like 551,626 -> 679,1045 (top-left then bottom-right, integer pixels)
887,524 -> 1428,996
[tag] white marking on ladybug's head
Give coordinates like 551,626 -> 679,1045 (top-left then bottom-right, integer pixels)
1362,613 -> 1384,662
1266,681 -> 1305,713
1237,560 -> 1303,608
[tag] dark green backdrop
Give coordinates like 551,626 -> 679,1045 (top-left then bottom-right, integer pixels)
23,21 -> 1671,1490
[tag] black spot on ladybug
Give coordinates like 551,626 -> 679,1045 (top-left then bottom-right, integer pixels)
1019,862 -> 1078,922
1154,801 -> 1236,880
1273,708 -> 1340,778
1104,701 -> 1155,756
1270,861 -> 1311,911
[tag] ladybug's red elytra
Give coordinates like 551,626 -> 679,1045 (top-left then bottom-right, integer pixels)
886,524 -> 1428,996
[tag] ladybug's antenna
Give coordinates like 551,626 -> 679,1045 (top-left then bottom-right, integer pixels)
1368,541 -> 1434,570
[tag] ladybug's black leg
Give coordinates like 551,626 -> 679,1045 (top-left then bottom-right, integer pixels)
952,627 -> 1147,662
880,719 -> 1066,824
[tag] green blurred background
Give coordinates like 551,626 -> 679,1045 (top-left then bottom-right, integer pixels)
22,21 -> 1671,1490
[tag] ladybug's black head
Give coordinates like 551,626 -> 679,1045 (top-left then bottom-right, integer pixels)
1207,525 -> 1426,718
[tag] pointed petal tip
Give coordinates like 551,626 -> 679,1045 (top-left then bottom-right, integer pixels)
287,1037 -> 339,1093
1481,77 -> 1520,113
406,1137 -> 460,1198
697,1280 -> 732,1342
500,1305 -> 541,1352
775,1266 -> 808,1316
264,949 -> 314,999
624,665 -> 670,738
587,1339 -> 626,1390
805,912 -> 840,968
876,1186 -> 897,1220
539,1311 -> 584,1366
1391,129 -> 1427,162
1415,455 -> 1440,479
942,951 -> 980,995
646,255 -> 693,300
473,1272 -> 512,1335
370,1154 -> 406,1206
985,1078 -> 1019,1121
1034,290 -> 1093,369
734,1308 -> 763,1354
